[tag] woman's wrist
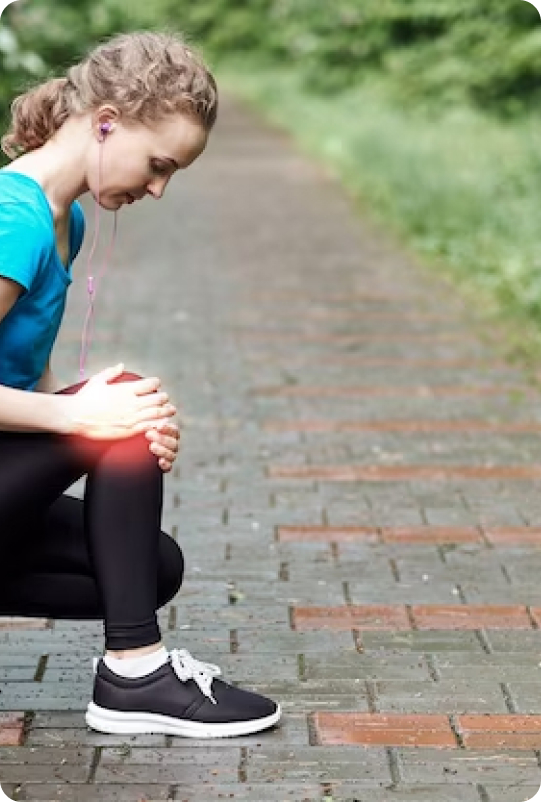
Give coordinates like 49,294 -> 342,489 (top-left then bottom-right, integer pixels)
51,395 -> 82,435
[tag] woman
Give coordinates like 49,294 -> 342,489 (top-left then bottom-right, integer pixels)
0,29 -> 280,738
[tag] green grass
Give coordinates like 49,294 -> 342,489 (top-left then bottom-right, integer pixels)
216,58 -> 541,371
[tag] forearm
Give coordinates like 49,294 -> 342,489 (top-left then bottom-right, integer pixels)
0,382 -> 75,434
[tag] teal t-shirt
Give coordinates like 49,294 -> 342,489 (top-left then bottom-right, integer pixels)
0,171 -> 85,391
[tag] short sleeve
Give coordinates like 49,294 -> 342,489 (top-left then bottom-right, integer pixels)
0,202 -> 50,293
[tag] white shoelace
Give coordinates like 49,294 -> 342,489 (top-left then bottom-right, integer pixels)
170,648 -> 222,705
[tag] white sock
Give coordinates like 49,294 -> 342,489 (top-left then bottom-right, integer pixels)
103,646 -> 169,678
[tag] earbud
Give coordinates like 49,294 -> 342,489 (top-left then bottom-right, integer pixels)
98,122 -> 112,142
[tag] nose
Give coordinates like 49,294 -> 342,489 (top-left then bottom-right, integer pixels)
146,177 -> 170,200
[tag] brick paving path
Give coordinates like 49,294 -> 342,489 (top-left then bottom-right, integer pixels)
1,95 -> 541,800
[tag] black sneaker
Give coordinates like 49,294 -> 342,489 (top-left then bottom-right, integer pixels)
85,648 -> 281,738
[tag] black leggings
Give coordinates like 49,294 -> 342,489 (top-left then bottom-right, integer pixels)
0,371 -> 184,650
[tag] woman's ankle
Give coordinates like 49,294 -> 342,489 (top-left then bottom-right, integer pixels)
106,641 -> 165,660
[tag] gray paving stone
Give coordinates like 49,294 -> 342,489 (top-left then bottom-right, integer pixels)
483,786 -> 541,802
372,680 -> 508,713
25,726 -> 167,748
433,654 -> 541,683
246,745 -> 392,783
331,785 -> 483,802
0,667 -> 36,681
0,746 -> 92,783
360,632 -> 484,653
398,749 -> 541,785
485,631 -> 541,652
304,655 -> 433,682
348,583 -> 464,604
15,785 -> 172,801
505,682 -> 541,713
233,630 -> 356,653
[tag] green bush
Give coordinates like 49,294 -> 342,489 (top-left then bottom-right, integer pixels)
4,0 -> 541,124
128,0 -> 541,117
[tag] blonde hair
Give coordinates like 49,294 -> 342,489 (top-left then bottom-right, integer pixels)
1,30 -> 218,159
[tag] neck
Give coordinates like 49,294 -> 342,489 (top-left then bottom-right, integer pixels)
5,116 -> 91,221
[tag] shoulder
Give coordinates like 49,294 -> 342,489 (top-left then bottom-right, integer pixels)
0,202 -> 53,249
0,172 -> 53,245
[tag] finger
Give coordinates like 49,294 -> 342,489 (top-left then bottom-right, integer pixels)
144,428 -> 181,449
131,407 -> 177,434
152,422 -> 180,438
149,441 -> 176,468
138,404 -> 176,422
137,392 -> 169,409
147,433 -> 178,451
149,441 -> 176,460
131,377 -> 162,395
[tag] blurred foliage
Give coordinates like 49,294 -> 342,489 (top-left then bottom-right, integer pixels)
2,0 -> 541,124
0,0 -> 130,163
126,0 -> 541,117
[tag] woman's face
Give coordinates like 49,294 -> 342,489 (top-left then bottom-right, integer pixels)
88,111 -> 208,210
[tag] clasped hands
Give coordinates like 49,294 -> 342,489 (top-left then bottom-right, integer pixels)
142,378 -> 180,474
69,364 -> 182,473
145,418 -> 180,473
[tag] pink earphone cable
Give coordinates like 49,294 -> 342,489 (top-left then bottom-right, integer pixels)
78,127 -> 118,380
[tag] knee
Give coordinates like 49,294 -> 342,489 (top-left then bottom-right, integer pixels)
157,533 -> 184,607
111,370 -> 144,384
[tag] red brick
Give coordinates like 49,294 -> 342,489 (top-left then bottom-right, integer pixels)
0,713 -> 25,747
238,332 -> 469,344
0,617 -> 50,630
317,356 -> 509,369
306,310 -> 446,322
264,419 -> 541,434
278,525 -> 483,545
313,712 -> 456,748
242,292 -> 391,302
250,308 -> 449,322
381,527 -> 482,544
483,528 -> 541,546
277,526 -> 380,543
0,728 -> 24,746
412,605 -> 532,630
254,385 -> 524,398
457,715 -> 541,750
292,605 -> 410,631
269,465 -> 541,482
459,715 -> 541,731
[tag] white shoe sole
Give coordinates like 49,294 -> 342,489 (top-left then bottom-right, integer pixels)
85,701 -> 282,738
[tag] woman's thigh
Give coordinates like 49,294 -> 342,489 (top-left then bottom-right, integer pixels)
7,493 -> 94,575
0,430 -> 90,543
3,493 -> 184,598
0,371 -> 144,533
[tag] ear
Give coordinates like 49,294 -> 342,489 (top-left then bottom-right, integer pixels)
93,106 -> 120,141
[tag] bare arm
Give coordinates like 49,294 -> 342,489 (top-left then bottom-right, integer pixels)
0,383 -> 75,434
0,277 -> 75,434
